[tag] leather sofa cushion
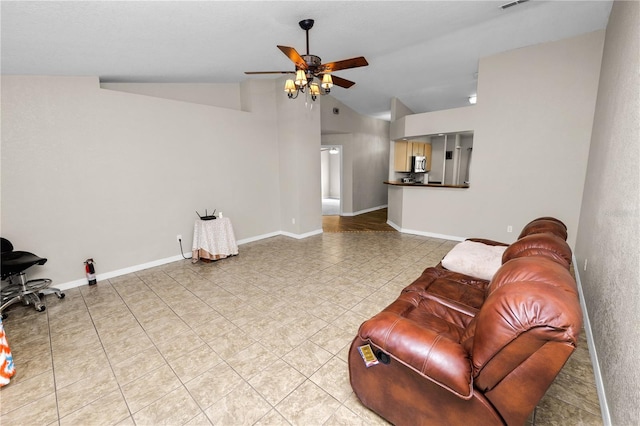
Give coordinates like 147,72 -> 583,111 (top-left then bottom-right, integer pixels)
358,292 -> 473,399
402,267 -> 486,318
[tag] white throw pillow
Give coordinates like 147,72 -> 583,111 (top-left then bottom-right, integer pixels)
441,240 -> 507,281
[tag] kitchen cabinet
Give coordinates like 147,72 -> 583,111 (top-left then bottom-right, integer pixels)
394,141 -> 432,172
394,141 -> 410,171
412,143 -> 424,157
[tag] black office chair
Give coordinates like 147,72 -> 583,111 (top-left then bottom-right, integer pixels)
1,238 -> 64,318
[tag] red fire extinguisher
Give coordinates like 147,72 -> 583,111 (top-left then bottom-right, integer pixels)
84,258 -> 97,285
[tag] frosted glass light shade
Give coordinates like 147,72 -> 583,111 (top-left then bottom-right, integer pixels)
321,74 -> 333,89
295,70 -> 307,87
284,79 -> 296,93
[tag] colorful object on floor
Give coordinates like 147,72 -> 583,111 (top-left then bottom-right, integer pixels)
0,317 -> 16,386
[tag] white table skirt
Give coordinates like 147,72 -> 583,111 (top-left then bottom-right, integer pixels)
191,217 -> 238,262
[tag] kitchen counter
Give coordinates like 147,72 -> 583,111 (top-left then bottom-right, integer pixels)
384,181 -> 469,189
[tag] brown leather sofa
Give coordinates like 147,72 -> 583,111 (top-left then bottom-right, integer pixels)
348,218 -> 582,425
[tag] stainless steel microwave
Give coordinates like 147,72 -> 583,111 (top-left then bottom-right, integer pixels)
412,156 -> 427,173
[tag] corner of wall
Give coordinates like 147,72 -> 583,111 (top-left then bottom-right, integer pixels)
571,254 -> 612,425
390,97 -> 414,122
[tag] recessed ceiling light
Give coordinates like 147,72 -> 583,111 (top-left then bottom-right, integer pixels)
468,95 -> 477,104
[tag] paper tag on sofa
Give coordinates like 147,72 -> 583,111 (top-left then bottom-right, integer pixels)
358,344 -> 379,367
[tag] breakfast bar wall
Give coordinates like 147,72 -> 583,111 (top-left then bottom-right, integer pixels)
386,30 -> 605,247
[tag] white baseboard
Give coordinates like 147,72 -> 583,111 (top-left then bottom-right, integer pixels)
386,219 -> 465,242
236,231 -> 282,245
572,254 -> 611,426
280,228 -> 323,240
56,228 -> 323,291
342,204 -> 388,217
56,254 -> 189,291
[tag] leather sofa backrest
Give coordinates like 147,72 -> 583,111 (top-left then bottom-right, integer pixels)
469,257 -> 582,389
502,232 -> 573,269
525,216 -> 567,230
488,256 -> 578,298
518,218 -> 568,240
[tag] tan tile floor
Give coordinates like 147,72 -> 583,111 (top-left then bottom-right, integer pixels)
1,233 -> 603,425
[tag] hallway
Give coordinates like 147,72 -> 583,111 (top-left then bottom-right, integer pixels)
322,209 -> 396,233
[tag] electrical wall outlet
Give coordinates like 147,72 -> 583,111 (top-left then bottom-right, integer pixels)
507,225 -> 513,233
292,218 -> 296,224
176,234 -> 182,242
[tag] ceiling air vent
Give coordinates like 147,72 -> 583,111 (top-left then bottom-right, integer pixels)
501,0 -> 529,10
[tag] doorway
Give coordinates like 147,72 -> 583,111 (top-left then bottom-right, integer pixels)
321,145 -> 341,215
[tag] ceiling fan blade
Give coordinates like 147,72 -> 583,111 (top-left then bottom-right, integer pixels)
244,71 -> 294,75
277,45 -> 308,70
321,56 -> 368,73
328,74 -> 356,89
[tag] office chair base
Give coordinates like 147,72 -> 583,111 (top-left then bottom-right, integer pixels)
1,273 -> 65,318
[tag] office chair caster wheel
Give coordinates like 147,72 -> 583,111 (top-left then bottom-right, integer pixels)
35,305 -> 46,312
57,292 -> 65,299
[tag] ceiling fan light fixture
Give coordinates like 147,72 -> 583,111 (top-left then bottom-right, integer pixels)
295,69 -> 307,87
310,82 -> 320,100
321,74 -> 333,91
250,19 -> 368,104
284,79 -> 296,96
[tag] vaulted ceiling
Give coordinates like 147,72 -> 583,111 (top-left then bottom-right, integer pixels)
1,1 -> 612,120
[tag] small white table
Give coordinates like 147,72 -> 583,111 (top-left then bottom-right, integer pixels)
191,217 -> 238,263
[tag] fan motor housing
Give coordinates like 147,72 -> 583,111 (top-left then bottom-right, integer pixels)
302,55 -> 322,69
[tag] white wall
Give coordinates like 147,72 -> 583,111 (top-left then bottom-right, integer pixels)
322,134 -> 354,214
390,30 -> 605,247
391,105 -> 476,141
429,136 -> 445,183
574,1 -> 639,424
276,79 -> 322,236
321,150 -> 330,198
329,150 -> 341,198
321,96 -> 390,215
390,97 -> 414,122
1,76 -> 282,285
100,82 -> 242,110
320,148 -> 341,200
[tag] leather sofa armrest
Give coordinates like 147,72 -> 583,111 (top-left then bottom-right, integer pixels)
358,311 -> 473,399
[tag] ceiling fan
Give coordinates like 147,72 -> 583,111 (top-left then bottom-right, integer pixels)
245,19 -> 368,99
